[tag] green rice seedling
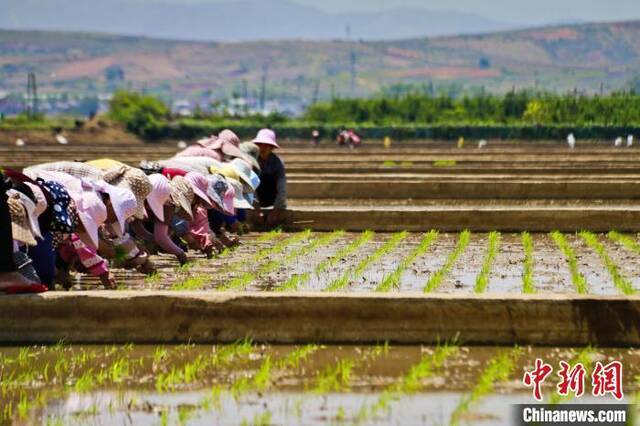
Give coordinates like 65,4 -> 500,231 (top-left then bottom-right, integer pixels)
366,343 -> 459,420
277,345 -> 321,370
580,231 -> 635,295
325,231 -> 408,292
424,230 -> 471,293
174,262 -> 196,273
109,358 -> 130,384
263,231 -> 344,290
2,401 -> 12,421
220,230 -> 312,290
521,232 -> 536,293
183,355 -> 208,383
212,338 -> 254,365
311,346 -> 385,395
450,347 -> 522,425
172,274 -> 212,290
382,160 -> 397,167
256,228 -> 282,243
313,359 -> 356,393
377,230 -> 439,292
153,347 -> 168,366
314,231 -> 374,276
252,356 -> 272,391
74,369 -> 97,393
608,231 -> 640,255
474,231 -> 501,293
547,347 -> 595,405
17,392 -> 28,419
144,272 -> 162,285
433,159 -> 456,167
550,231 -> 589,294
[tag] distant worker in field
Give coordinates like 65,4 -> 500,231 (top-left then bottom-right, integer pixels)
252,129 -> 287,228
311,129 -> 320,146
336,129 -> 361,149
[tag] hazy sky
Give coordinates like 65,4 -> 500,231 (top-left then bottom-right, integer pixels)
136,0 -> 640,25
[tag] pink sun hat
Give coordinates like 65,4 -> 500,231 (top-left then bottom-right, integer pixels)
251,128 -> 280,148
147,174 -> 171,222
34,170 -> 107,249
184,172 -> 213,208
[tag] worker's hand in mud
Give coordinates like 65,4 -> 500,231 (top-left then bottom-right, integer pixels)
137,259 -> 157,276
100,272 -> 117,290
177,251 -> 188,265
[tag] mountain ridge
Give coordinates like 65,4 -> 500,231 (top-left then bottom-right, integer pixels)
0,20 -> 639,102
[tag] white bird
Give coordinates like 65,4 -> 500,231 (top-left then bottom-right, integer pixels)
55,134 -> 68,145
15,138 -> 25,147
627,135 -> 634,147
478,139 -> 487,149
614,137 -> 623,147
567,133 -> 576,149
177,141 -> 188,149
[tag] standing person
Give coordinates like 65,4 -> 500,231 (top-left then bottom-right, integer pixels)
252,128 -> 287,228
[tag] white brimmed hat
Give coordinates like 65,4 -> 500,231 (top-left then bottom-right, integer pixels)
226,177 -> 253,210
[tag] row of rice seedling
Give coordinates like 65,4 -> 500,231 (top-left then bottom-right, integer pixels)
360,343 -> 459,421
424,230 -> 471,293
198,344 -> 322,413
278,230 -> 374,292
325,232 -> 408,292
608,231 -> 640,255
155,340 -> 256,393
580,232 -> 635,295
550,231 -> 589,294
376,230 -> 439,292
474,231 -> 501,293
521,232 -> 536,293
257,230 -> 345,291
203,229 -> 284,280
219,230 -> 313,291
310,345 -> 388,394
172,273 -> 212,290
450,347 -> 523,425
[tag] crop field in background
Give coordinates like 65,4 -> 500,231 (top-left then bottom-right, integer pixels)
74,231 -> 640,295
0,343 -> 638,425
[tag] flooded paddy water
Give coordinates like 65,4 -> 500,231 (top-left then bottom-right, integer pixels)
66,231 -> 640,295
1,343 -> 637,425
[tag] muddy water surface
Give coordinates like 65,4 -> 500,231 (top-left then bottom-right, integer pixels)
1,344 -> 637,426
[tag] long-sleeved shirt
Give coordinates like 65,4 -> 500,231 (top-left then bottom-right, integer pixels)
188,206 -> 215,251
257,153 -> 287,209
58,233 -> 108,277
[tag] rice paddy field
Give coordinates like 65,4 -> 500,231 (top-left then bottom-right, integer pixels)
3,136 -> 640,424
1,343 -> 638,425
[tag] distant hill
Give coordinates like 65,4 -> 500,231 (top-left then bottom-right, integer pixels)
0,20 -> 639,103
0,0 -> 514,41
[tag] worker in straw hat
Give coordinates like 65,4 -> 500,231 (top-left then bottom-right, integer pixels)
251,128 -> 287,229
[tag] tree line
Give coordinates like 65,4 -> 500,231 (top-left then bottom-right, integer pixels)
303,91 -> 640,125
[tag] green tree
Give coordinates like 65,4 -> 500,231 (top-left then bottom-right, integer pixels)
109,90 -> 169,139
